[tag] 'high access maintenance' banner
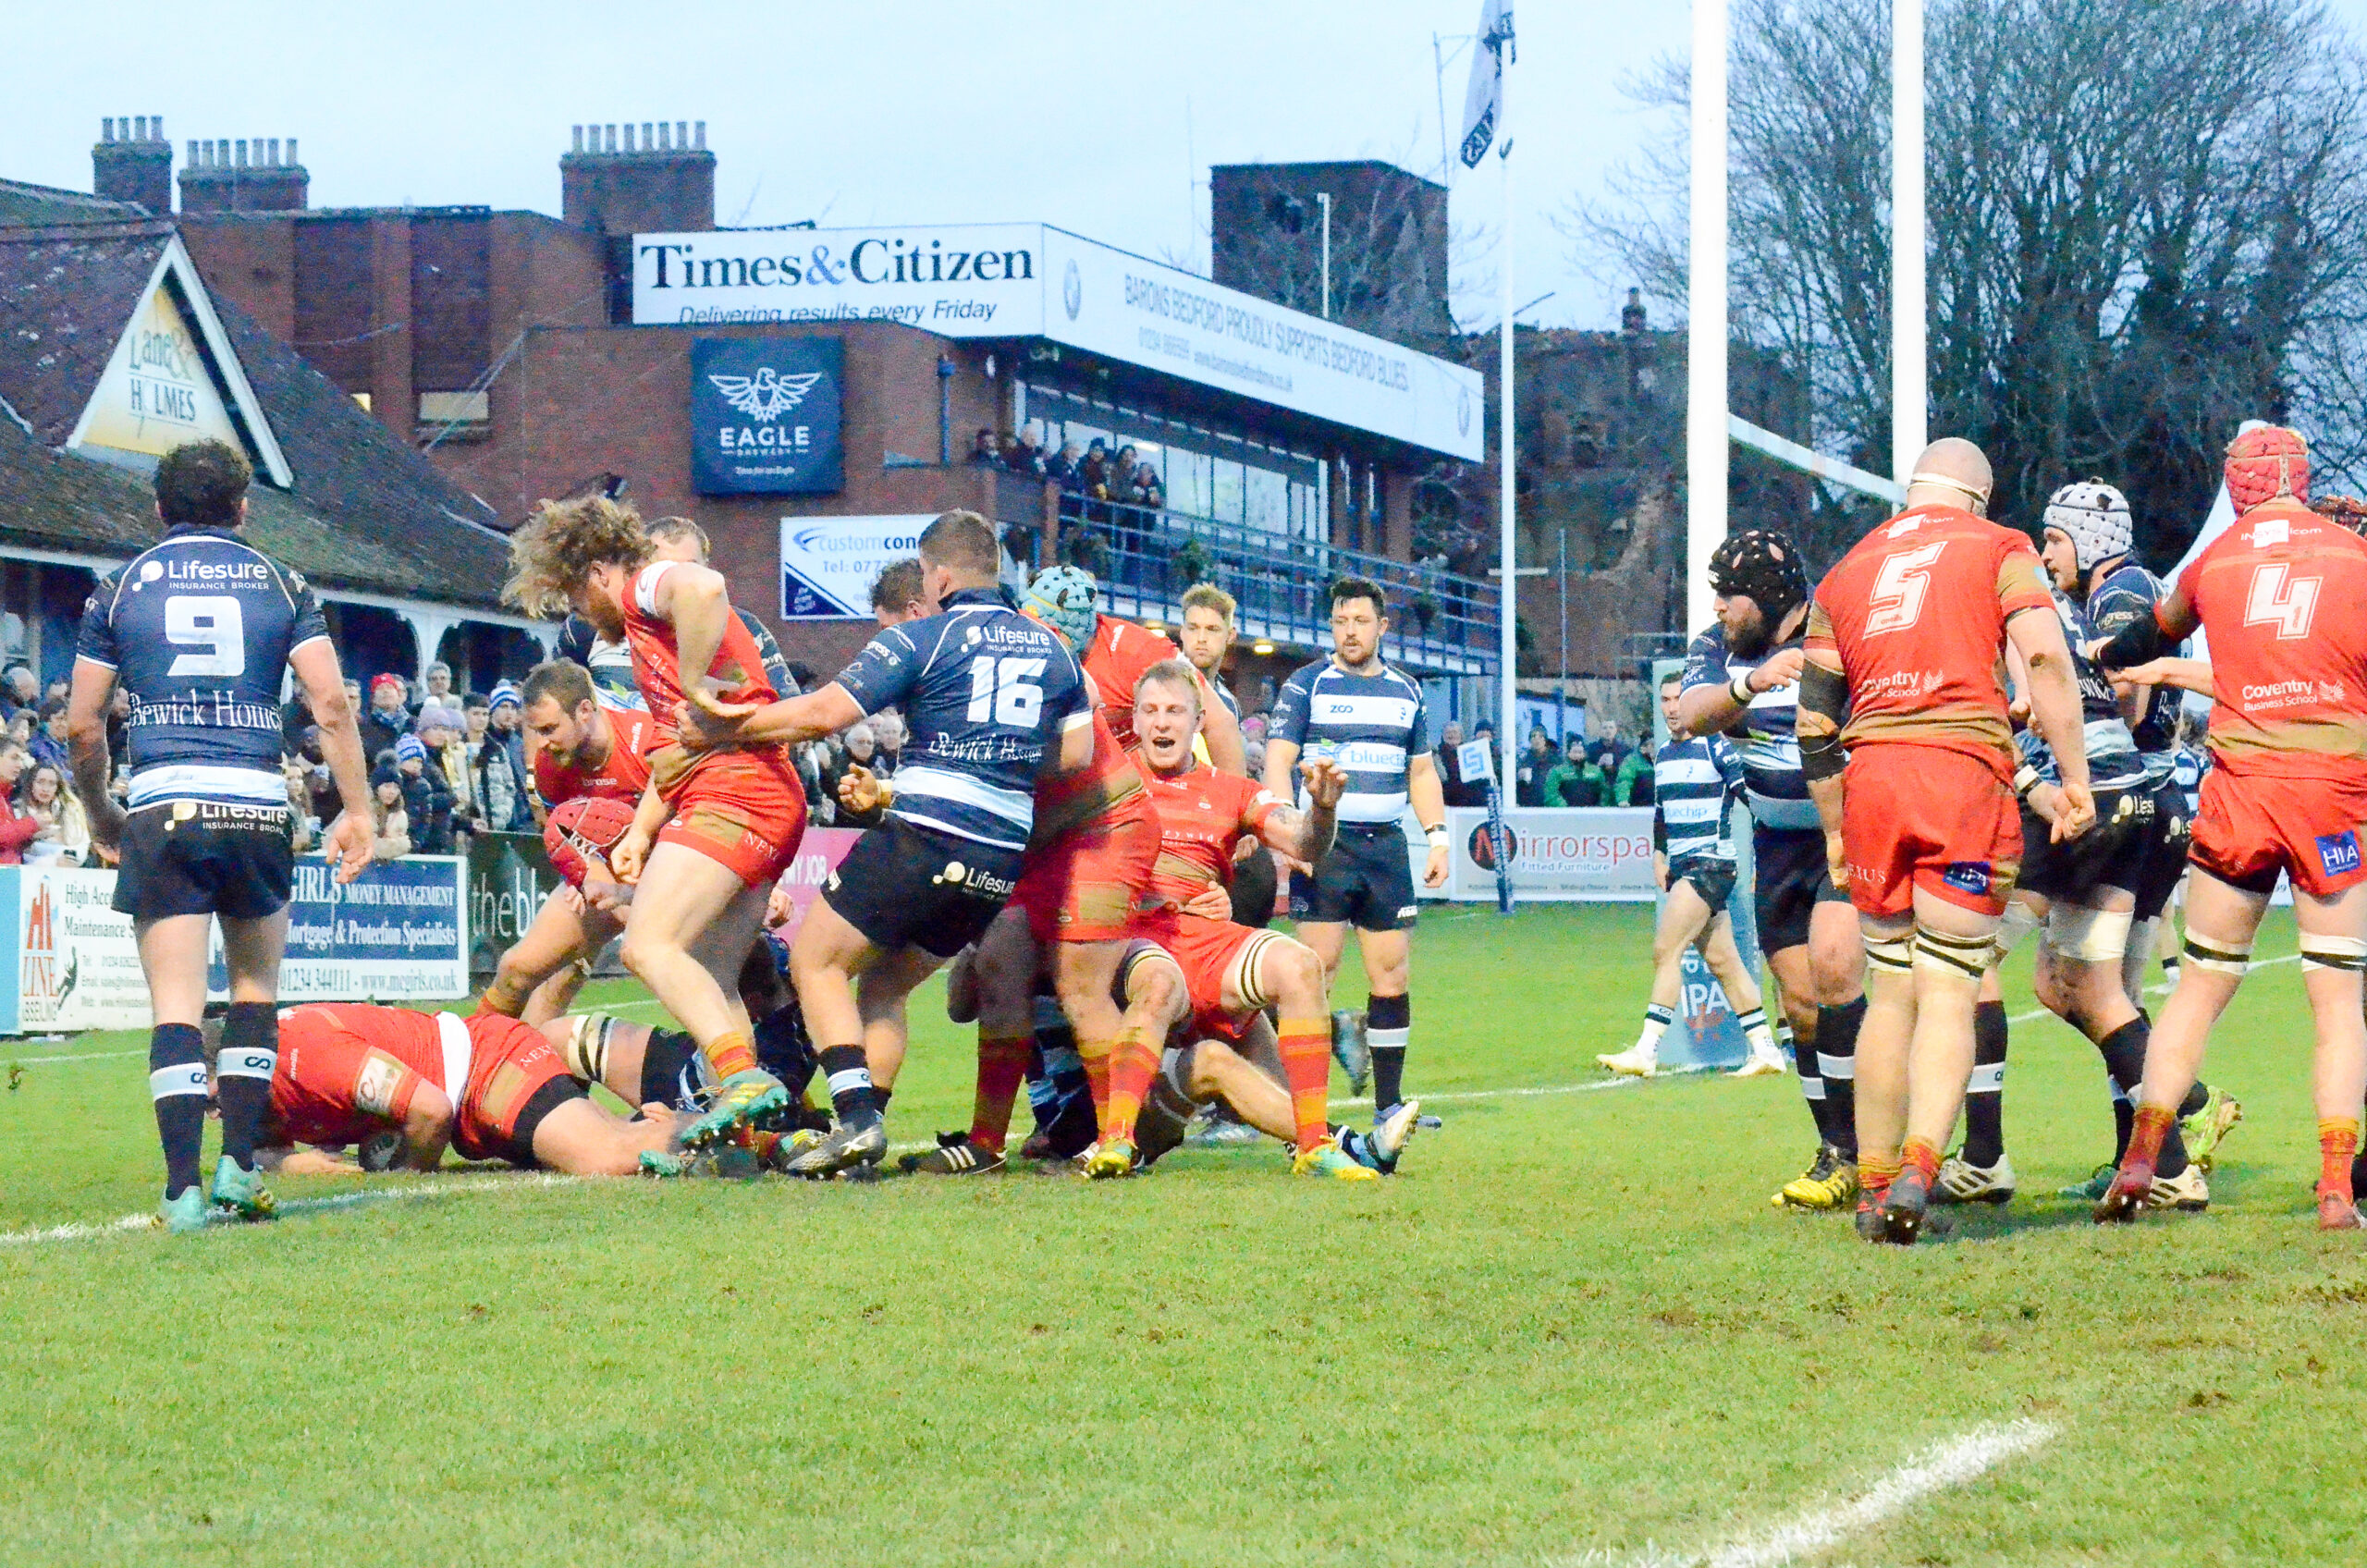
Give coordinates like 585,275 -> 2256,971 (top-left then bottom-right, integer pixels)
630,223 -> 1483,460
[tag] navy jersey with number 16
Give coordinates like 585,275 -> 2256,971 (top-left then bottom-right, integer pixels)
76,525 -> 328,810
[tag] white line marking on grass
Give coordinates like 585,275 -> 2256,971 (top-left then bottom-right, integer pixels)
6,1047 -> 143,1065
2005,951 -> 2296,1027
0,1172 -> 584,1249
1577,1419 -> 2057,1568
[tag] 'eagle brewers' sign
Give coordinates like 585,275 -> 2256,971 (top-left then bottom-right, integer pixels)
691,337 -> 843,495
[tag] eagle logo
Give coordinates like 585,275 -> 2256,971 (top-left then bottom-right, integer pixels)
706,367 -> 825,423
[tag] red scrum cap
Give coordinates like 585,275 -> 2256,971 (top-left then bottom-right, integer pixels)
2226,425 -> 2309,511
543,794 -> 637,888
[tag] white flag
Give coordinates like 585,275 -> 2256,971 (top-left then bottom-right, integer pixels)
1458,0 -> 1515,169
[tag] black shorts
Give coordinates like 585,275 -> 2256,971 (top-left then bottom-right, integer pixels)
1289,824 -> 1417,932
2135,774 -> 2193,921
489,1076 -> 586,1169
1752,826 -> 1847,955
2019,778 -> 2153,905
1670,855 -> 1738,913
1230,844 -> 1278,930
112,800 -> 297,922
823,816 -> 1024,959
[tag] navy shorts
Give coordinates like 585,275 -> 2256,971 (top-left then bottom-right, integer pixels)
112,800 -> 296,923
1289,824 -> 1417,933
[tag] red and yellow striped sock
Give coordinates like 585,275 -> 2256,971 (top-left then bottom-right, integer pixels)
2124,1104 -> 2176,1172
1278,1015 -> 1332,1155
967,1034 -> 1033,1155
1079,1037 -> 1114,1132
2318,1117 -> 2361,1204
1900,1136 -> 1943,1186
703,1030 -> 758,1081
1858,1147 -> 1902,1200
1100,1026 -> 1162,1146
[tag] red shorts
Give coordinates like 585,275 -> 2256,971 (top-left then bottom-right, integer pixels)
2189,767 -> 2367,900
455,1014 -> 584,1165
658,753 -> 807,889
1010,802 -> 1162,943
1841,744 -> 2021,917
1159,915 -> 1292,1045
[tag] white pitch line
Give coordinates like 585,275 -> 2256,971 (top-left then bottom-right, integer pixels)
7,1047 -> 143,1065
0,1171 -> 584,1249
2005,950 -> 2297,1027
1589,1419 -> 2057,1568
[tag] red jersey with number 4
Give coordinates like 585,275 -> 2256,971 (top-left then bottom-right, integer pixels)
2173,500 -> 2367,780
1139,756 -> 1285,904
1805,505 -> 2053,778
619,561 -> 779,744
533,704 -> 656,807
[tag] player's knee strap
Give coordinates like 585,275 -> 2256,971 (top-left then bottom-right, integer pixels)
560,1013 -> 619,1084
1993,901 -> 2042,963
1863,932 -> 1914,976
2300,934 -> 2367,975
1913,927 -> 1994,983
2049,904 -> 2133,963
2182,929 -> 2253,977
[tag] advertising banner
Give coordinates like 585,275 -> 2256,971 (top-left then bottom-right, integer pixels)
691,336 -> 843,496
3,867 -> 148,1033
1658,815 -> 1764,1072
631,224 -> 1484,460
1442,806 -> 1657,902
771,827 -> 863,946
468,832 -> 560,975
779,514 -> 935,619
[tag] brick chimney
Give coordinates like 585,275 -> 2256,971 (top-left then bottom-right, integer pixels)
178,137 -> 309,214
92,116 -> 173,214
561,120 -> 715,235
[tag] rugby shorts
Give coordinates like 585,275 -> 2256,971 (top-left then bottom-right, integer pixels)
1229,843 -> 1279,929
2017,776 -> 2152,905
455,1013 -> 586,1166
823,816 -> 1024,959
1166,915 -> 1294,1045
1288,822 -> 1417,932
2134,772 -> 2194,921
1751,826 -> 1849,954
1668,854 -> 1738,914
655,749 -> 807,890
2189,767 -> 2367,900
1009,800 -> 1164,944
113,799 -> 297,922
1840,744 -> 2021,918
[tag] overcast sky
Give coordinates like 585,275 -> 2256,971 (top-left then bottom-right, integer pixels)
8,1 -> 2366,337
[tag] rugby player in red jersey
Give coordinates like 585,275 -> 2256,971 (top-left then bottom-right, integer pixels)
239,1003 -> 686,1177
2091,426 -> 2367,1230
1115,657 -> 1411,1178
502,497 -> 807,1149
475,660 -> 658,1023
1797,437 -> 2095,1243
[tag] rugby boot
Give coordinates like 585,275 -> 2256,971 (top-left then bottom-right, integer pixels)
1875,1165 -> 1934,1245
1730,1046 -> 1787,1078
2058,1163 -> 2117,1202
1331,1010 -> 1372,1096
2317,1187 -> 2365,1231
1082,1137 -> 1139,1180
1773,1145 -> 1859,1211
207,1157 -> 276,1223
1933,1150 -> 2016,1206
681,1069 -> 790,1149
1596,1044 -> 1658,1078
2179,1085 -> 2243,1171
639,1146 -> 728,1178
2094,1159 -> 2154,1223
900,1132 -> 1006,1176
156,1187 -> 208,1235
1365,1098 -> 1421,1174
1852,1184 -> 1890,1243
2149,1164 -> 2210,1212
1292,1136 -> 1380,1182
780,1118 -> 887,1179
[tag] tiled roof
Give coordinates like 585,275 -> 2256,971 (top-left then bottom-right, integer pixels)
0,219 -> 169,446
0,178 -> 148,229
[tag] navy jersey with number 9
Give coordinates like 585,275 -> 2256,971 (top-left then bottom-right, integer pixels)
77,525 -> 328,810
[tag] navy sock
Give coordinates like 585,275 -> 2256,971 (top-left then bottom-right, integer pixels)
1814,998 -> 1864,1158
1367,992 -> 1409,1110
149,1023 -> 209,1199
1961,1000 -> 2009,1169
817,1045 -> 880,1126
215,1003 -> 278,1170
2094,1016 -> 2188,1176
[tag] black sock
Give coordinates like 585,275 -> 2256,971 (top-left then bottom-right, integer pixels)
2177,1081 -> 2210,1120
1367,992 -> 1409,1110
1815,998 -> 1865,1158
149,1023 -> 209,1199
816,1045 -> 880,1126
1790,1020 -> 1838,1145
1961,999 -> 2010,1169
214,1003 -> 279,1170
2092,1016 -> 2187,1174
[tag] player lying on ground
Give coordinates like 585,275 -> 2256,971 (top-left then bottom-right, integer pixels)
675,510 -> 1093,1179
228,1003 -> 687,1179
504,497 -> 809,1150
1600,669 -> 1786,1078
2091,426 -> 2367,1231
1799,436 -> 2095,1245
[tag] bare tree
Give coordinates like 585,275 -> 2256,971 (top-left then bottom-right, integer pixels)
1572,0 -> 2367,565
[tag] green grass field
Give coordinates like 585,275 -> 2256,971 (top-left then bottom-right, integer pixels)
2,903 -> 2361,1567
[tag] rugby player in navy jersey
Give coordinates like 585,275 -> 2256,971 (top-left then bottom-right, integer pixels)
66,439 -> 374,1233
675,509 -> 1093,1176
1262,577 -> 1450,1129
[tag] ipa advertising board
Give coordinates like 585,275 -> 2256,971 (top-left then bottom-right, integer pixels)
692,337 -> 843,495
779,514 -> 934,620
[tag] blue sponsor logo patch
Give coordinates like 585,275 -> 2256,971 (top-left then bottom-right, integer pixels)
2318,830 -> 2361,877
1942,861 -> 1993,897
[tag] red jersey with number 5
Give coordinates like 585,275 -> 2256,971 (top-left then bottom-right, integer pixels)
2169,499 -> 2367,780
1805,504 -> 2053,778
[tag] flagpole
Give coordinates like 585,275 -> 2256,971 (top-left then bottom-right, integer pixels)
1686,0 -> 1728,639
1891,0 -> 1926,480
1497,53 -> 1518,797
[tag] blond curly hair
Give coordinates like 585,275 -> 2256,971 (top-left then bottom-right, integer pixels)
503,496 -> 653,618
